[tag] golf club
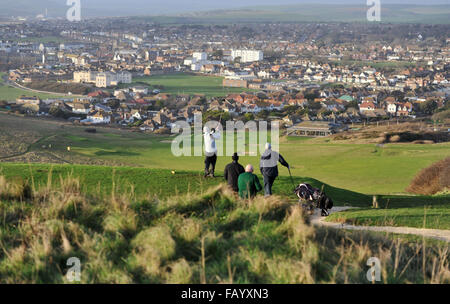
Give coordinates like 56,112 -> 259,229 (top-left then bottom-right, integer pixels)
288,167 -> 295,190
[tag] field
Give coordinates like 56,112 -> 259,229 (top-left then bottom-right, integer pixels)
0,72 -> 66,101
144,4 -> 450,24
129,74 -> 256,97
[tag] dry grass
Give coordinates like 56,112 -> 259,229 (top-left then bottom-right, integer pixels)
407,157 -> 450,195
0,174 -> 448,283
332,122 -> 449,144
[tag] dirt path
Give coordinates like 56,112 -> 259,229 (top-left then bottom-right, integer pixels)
311,207 -> 450,242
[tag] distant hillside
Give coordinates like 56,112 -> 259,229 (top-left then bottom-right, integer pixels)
175,4 -> 450,24
1,1 -> 449,24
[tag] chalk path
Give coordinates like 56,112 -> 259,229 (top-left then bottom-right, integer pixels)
310,207 -> 450,242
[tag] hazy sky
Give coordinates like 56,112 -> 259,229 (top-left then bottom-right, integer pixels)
80,0 -> 450,13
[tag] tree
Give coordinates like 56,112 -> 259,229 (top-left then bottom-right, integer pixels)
419,100 -> 438,115
211,50 -> 223,58
304,91 -> 319,101
243,113 -> 254,122
345,100 -> 359,110
49,106 -> 65,118
107,99 -> 120,109
256,110 -> 269,120
203,111 -> 230,125
306,100 -> 322,111
154,100 -> 165,110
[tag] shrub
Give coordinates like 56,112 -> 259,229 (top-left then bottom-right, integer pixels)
406,157 -> 450,195
0,176 -> 32,200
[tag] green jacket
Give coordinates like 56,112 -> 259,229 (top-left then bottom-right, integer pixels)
238,172 -> 262,199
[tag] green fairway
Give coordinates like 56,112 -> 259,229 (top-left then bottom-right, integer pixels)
131,74 -> 255,97
0,163 -> 448,230
61,131 -> 450,194
1,114 -> 449,195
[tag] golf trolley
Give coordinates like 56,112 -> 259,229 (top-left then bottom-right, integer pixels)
294,183 -> 333,217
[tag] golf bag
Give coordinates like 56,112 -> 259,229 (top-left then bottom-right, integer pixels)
294,183 -> 333,216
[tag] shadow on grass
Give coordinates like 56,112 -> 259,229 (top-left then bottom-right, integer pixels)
95,150 -> 140,157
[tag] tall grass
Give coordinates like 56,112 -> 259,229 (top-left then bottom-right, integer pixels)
0,174 -> 448,283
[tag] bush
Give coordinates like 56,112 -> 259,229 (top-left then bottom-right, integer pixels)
406,157 -> 450,195
154,127 -> 171,135
389,135 -> 401,143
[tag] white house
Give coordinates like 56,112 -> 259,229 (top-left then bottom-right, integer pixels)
193,52 -> 207,62
231,49 -> 263,63
387,103 -> 397,114
84,111 -> 111,124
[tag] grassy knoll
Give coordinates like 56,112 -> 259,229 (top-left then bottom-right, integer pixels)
0,163 -> 448,229
0,174 -> 448,283
0,72 -> 66,101
0,163 -> 363,204
130,74 -> 256,97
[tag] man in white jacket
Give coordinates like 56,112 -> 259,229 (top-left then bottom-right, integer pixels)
203,126 -> 220,177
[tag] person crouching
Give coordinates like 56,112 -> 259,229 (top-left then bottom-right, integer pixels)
238,164 -> 262,199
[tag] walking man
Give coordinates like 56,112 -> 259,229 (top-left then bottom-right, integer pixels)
224,152 -> 245,193
238,164 -> 262,199
203,126 -> 220,177
260,143 -> 289,196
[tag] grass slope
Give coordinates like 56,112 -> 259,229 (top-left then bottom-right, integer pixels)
327,205 -> 450,230
0,163 -> 448,229
0,72 -> 66,101
0,175 -> 448,284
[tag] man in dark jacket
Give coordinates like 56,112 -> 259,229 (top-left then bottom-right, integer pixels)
238,164 -> 262,199
224,153 -> 245,192
260,143 -> 289,196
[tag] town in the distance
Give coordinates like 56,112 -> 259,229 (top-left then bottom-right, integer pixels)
0,19 -> 448,136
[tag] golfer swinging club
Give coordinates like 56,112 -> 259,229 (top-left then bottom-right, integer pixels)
203,125 -> 221,178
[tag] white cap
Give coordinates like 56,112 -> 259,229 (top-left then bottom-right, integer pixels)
265,142 -> 271,150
